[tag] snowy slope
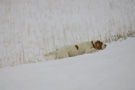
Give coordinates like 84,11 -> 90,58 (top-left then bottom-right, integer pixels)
0,38 -> 135,90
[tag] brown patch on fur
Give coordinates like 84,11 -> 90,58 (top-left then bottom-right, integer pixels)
95,41 -> 103,50
75,45 -> 79,50
91,41 -> 95,48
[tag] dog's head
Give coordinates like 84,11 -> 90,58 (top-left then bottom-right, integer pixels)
92,40 -> 107,50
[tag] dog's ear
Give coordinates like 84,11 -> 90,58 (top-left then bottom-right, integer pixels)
94,41 -> 103,50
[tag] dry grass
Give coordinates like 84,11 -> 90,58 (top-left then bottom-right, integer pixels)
0,0 -> 135,68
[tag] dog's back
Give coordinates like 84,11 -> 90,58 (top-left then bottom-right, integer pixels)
57,41 -> 92,57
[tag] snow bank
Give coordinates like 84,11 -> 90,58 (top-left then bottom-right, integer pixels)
0,38 -> 135,90
0,0 -> 135,67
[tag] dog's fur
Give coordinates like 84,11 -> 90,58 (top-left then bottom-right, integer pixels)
43,40 -> 106,59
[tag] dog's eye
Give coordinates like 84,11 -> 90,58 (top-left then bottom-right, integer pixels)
101,42 -> 103,45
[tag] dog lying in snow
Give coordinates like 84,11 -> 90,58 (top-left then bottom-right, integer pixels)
43,40 -> 107,59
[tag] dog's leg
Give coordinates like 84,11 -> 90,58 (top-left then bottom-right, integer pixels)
85,48 -> 97,54
56,53 -> 69,59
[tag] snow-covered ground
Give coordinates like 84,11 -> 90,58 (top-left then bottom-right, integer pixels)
0,37 -> 135,90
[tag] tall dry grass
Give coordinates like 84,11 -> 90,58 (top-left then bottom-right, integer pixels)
0,0 -> 135,68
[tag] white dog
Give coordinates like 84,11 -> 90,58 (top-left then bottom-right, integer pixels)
43,40 -> 106,59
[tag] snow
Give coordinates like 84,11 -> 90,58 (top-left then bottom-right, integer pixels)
0,38 -> 135,90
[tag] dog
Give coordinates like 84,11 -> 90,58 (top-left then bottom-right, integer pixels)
43,40 -> 107,59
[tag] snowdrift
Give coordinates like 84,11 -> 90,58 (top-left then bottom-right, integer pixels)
0,38 -> 135,90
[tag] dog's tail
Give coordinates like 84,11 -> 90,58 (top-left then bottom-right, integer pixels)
43,51 -> 56,57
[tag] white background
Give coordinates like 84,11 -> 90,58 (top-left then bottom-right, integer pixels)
0,0 -> 135,67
